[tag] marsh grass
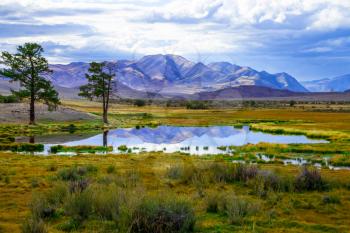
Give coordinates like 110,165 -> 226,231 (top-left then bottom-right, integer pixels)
50,145 -> 112,154
130,195 -> 195,233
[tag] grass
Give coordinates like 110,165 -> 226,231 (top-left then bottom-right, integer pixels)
1,100 -> 350,232
50,145 -> 113,154
1,152 -> 350,232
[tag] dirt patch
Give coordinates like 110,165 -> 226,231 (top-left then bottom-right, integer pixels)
0,103 -> 97,123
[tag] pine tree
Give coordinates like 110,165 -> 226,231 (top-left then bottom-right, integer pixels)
0,43 -> 60,125
79,62 -> 114,124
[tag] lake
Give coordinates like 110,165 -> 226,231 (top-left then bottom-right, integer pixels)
33,125 -> 327,155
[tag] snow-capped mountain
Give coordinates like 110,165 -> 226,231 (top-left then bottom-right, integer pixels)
302,74 -> 350,92
45,54 -> 308,94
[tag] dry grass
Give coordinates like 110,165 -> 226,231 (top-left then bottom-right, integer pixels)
1,152 -> 350,232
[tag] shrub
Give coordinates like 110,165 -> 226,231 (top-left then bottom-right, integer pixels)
118,145 -> 128,152
30,194 -> 55,219
134,99 -> 146,107
295,167 -> 326,191
0,143 -> 44,152
130,196 -> 195,233
0,94 -> 20,103
186,101 -> 208,110
223,195 -> 259,225
92,185 -> 122,222
69,179 -> 89,193
235,164 -> 258,182
209,162 -> 233,183
46,183 -> 68,206
21,217 -> 47,233
166,164 -> 184,179
57,167 -> 80,181
248,171 -> 293,197
206,193 -> 221,213
107,165 -> 116,174
322,195 -> 340,204
50,145 -> 112,154
57,165 -> 96,181
64,190 -> 93,222
46,164 -> 57,172
31,178 -> 40,188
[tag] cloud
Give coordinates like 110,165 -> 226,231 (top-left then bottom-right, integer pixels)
0,0 -> 350,80
0,23 -> 93,38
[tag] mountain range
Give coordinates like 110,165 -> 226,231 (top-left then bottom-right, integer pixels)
302,74 -> 350,92
47,54 -> 308,95
3,54 -> 350,99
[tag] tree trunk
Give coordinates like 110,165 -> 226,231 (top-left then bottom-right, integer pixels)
29,95 -> 35,125
103,130 -> 108,147
103,107 -> 108,124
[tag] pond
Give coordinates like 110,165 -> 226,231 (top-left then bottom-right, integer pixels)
22,125 -> 327,155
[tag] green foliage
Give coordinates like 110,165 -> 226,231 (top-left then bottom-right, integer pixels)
0,143 -> 44,152
295,167 -> 326,192
106,165 -> 116,174
92,185 -> 121,222
118,145 -> 128,152
186,101 -> 208,110
64,190 -> 93,222
79,62 -> 114,124
0,94 -> 20,103
21,216 -> 47,233
0,43 -> 60,124
0,133 -> 15,143
223,195 -> 259,225
134,99 -> 146,107
50,145 -> 112,154
322,195 -> 340,204
130,196 -> 195,233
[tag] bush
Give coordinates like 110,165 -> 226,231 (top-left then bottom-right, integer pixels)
322,195 -> 340,204
186,101 -> 208,110
57,165 -> 96,181
295,167 -> 326,191
46,183 -> 68,206
130,196 -> 195,233
50,145 -> 112,154
57,167 -> 81,181
64,190 -> 93,222
92,185 -> 122,222
21,217 -> 47,233
223,195 -> 259,225
233,164 -> 258,182
248,171 -> 293,197
166,164 -> 184,179
30,194 -> 55,219
134,99 -> 146,107
118,145 -> 128,152
69,179 -> 89,193
0,94 -> 20,103
0,143 -> 44,152
206,193 -> 221,213
107,165 -> 116,174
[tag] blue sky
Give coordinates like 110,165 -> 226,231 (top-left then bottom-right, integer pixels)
1,0 -> 350,81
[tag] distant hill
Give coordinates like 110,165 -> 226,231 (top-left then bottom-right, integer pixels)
45,54 -> 308,94
302,74 -> 350,92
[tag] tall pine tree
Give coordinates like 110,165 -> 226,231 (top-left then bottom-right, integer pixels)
0,43 -> 60,125
79,62 -> 114,124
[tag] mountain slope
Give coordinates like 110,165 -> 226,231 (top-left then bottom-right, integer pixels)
302,74 -> 350,92
44,54 -> 307,94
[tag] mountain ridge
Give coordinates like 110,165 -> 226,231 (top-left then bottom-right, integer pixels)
302,74 -> 350,92
47,54 -> 308,94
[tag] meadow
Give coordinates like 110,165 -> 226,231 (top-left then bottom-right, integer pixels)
0,100 -> 350,233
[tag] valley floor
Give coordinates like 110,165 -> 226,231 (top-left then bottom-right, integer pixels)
0,100 -> 350,232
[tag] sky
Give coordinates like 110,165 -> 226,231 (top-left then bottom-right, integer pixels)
1,0 -> 350,81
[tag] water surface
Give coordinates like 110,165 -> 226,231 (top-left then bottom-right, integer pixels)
41,125 -> 327,155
